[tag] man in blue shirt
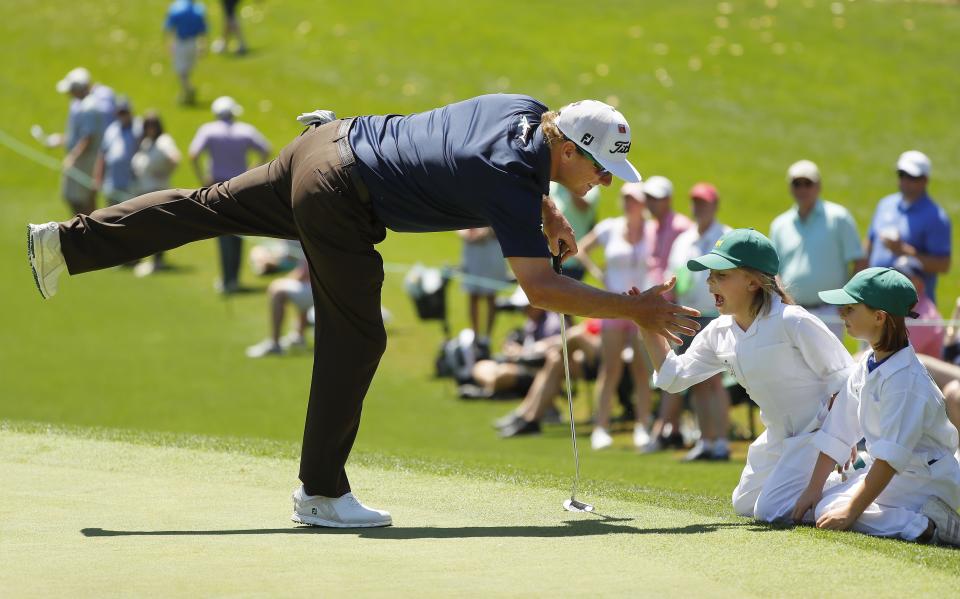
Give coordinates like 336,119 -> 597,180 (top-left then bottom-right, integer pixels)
865,151 -> 951,303
165,0 -> 208,104
94,98 -> 141,205
28,94 -> 700,527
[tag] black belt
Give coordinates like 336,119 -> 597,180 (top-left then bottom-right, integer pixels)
334,118 -> 371,205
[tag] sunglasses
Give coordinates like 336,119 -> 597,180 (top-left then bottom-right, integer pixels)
791,179 -> 816,188
574,144 -> 610,176
897,170 -> 923,181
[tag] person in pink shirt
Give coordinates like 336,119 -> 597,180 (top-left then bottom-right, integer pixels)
893,256 -> 944,357
641,176 -> 693,287
639,175 -> 693,450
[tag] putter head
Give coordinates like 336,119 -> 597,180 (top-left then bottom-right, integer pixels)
563,498 -> 595,513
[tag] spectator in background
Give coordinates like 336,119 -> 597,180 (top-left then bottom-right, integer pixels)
246,254 -> 312,358
94,97 -> 141,206
211,0 -> 247,55
165,0 -> 208,105
53,67 -> 115,215
642,175 -> 692,450
458,227 -> 507,357
576,183 -> 654,451
131,111 -> 182,276
866,151 -> 951,304
643,176 -> 692,287
189,96 -> 270,293
496,320 -> 602,438
770,160 -> 865,339
892,256 -> 944,358
666,183 -> 732,460
548,181 -> 600,281
463,287 -> 564,399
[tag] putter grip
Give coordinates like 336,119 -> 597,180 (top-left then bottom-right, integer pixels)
552,242 -> 565,275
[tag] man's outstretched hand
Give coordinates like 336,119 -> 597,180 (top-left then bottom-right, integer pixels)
626,278 -> 701,344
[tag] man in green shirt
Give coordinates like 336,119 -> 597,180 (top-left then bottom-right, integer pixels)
769,160 -> 866,338
548,180 -> 600,280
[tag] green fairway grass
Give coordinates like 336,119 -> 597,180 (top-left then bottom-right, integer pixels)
3,426 -> 959,598
2,1 -> 960,591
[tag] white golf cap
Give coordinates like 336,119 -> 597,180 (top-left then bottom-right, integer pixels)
211,96 -> 243,118
555,100 -> 641,183
56,67 -> 91,94
787,159 -> 821,183
896,150 -> 931,178
642,175 -> 673,199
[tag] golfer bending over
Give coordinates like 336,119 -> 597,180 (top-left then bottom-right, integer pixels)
28,94 -> 699,528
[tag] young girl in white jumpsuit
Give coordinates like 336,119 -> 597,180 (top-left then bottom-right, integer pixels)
791,267 -> 960,545
636,229 -> 855,521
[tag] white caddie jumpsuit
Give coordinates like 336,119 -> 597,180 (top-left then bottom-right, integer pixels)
813,345 -> 960,540
655,295 -> 855,520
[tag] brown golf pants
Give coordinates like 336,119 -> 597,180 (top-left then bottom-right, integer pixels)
59,119 -> 387,497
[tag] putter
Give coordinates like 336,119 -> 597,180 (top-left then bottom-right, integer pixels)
552,249 -> 595,514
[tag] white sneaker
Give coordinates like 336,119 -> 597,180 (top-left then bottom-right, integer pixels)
279,331 -> 307,350
245,339 -> 283,358
633,425 -> 652,449
133,260 -> 156,278
27,222 -> 65,299
922,496 -> 960,546
291,486 -> 392,528
591,427 -> 613,450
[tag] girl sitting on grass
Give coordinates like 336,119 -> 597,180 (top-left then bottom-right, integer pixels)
790,268 -> 960,545
633,229 -> 855,521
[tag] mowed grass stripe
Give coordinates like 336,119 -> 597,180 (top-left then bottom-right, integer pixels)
2,427 -> 959,598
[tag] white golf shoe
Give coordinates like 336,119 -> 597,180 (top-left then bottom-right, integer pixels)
291,486 -> 392,528
922,496 -> 960,546
591,427 -> 613,450
633,425 -> 652,450
27,222 -> 65,299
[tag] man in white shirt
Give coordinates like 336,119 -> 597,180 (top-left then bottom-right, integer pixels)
665,183 -> 732,460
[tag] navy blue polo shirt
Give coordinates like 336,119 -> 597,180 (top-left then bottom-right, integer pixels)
349,94 -> 552,258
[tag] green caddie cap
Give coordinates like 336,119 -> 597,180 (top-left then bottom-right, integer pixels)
818,267 -> 919,317
687,228 -> 780,276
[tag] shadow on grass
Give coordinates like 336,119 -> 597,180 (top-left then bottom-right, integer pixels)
82,518 -> 771,540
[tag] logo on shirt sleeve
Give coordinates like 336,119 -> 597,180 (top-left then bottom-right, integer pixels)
517,116 -> 532,143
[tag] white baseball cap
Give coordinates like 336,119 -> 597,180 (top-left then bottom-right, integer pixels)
896,150 -> 931,178
211,96 -> 243,118
56,67 -> 91,94
642,175 -> 673,199
787,159 -> 821,183
555,100 -> 641,183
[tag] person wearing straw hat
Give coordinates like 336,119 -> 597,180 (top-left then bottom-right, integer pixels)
635,228 -> 855,521
791,268 -> 960,546
28,94 -> 700,527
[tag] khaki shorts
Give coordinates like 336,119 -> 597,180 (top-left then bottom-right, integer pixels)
62,154 -> 97,208
173,38 -> 198,76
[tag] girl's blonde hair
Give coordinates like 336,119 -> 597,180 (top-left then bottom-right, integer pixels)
743,268 -> 795,318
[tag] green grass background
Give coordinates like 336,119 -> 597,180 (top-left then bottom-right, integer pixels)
2,0 -> 960,571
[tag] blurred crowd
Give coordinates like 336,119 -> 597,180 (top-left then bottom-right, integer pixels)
449,154 -> 957,461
